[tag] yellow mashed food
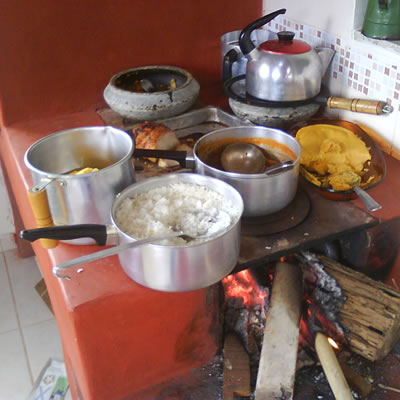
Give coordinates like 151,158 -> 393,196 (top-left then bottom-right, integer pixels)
296,124 -> 371,191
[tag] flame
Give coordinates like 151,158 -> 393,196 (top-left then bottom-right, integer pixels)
328,337 -> 339,349
222,270 -> 267,306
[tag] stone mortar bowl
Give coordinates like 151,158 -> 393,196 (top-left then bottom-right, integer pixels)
104,65 -> 200,121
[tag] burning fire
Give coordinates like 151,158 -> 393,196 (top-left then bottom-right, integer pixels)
222,270 -> 268,307
328,337 -> 339,349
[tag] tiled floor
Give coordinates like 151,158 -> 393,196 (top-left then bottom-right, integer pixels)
0,237 -> 71,400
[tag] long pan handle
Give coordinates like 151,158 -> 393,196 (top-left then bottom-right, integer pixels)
324,96 -> 393,115
53,231 -> 185,280
20,224 -> 108,246
133,148 -> 195,168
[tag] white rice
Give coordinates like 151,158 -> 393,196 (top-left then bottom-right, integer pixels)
115,182 -> 241,245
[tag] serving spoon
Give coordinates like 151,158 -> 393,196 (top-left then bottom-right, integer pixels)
221,142 -> 294,175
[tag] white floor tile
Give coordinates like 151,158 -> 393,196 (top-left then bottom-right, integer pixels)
22,319 -> 64,381
0,233 -> 16,252
0,253 -> 18,333
0,330 -> 32,400
5,250 -> 53,326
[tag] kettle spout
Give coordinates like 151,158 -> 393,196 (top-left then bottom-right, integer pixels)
316,48 -> 335,76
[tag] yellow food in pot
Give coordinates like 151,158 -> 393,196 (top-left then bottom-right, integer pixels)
296,124 -> 371,191
69,167 -> 99,175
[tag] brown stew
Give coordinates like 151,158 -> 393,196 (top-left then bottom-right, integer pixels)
196,137 -> 296,173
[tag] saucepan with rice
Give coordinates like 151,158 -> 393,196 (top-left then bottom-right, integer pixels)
20,173 -> 244,292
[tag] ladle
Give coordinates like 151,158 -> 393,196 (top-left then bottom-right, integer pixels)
221,142 -> 294,175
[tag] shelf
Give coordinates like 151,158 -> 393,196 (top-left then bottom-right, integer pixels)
353,30 -> 400,55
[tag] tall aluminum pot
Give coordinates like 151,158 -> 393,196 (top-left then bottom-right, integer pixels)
24,126 -> 136,244
111,173 -> 243,292
193,126 -> 301,217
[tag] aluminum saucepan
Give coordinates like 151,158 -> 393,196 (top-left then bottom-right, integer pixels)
134,126 -> 301,217
24,126 -> 136,245
20,173 -> 244,292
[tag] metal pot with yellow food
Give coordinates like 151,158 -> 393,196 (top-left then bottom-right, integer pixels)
24,126 -> 136,247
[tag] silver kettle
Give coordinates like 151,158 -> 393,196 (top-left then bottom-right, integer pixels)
239,9 -> 335,102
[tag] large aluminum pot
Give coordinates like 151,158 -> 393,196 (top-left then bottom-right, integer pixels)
193,126 -> 301,217
20,173 -> 244,292
24,126 -> 136,244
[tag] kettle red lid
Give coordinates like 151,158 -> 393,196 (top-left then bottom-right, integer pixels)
259,31 -> 311,54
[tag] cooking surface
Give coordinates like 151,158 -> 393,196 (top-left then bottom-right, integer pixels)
99,106 -> 378,273
236,178 -> 378,271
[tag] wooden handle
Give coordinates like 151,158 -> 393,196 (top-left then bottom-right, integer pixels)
326,97 -> 390,115
315,332 -> 354,400
27,188 -> 59,249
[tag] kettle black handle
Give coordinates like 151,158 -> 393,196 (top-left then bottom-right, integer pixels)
20,224 -> 108,246
222,48 -> 239,82
239,8 -> 286,55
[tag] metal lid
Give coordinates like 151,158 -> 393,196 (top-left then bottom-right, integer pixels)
259,31 -> 311,54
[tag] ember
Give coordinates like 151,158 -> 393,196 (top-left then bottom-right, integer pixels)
222,269 -> 272,391
222,270 -> 268,307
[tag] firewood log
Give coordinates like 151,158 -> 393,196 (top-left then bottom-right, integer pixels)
300,252 -> 400,361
